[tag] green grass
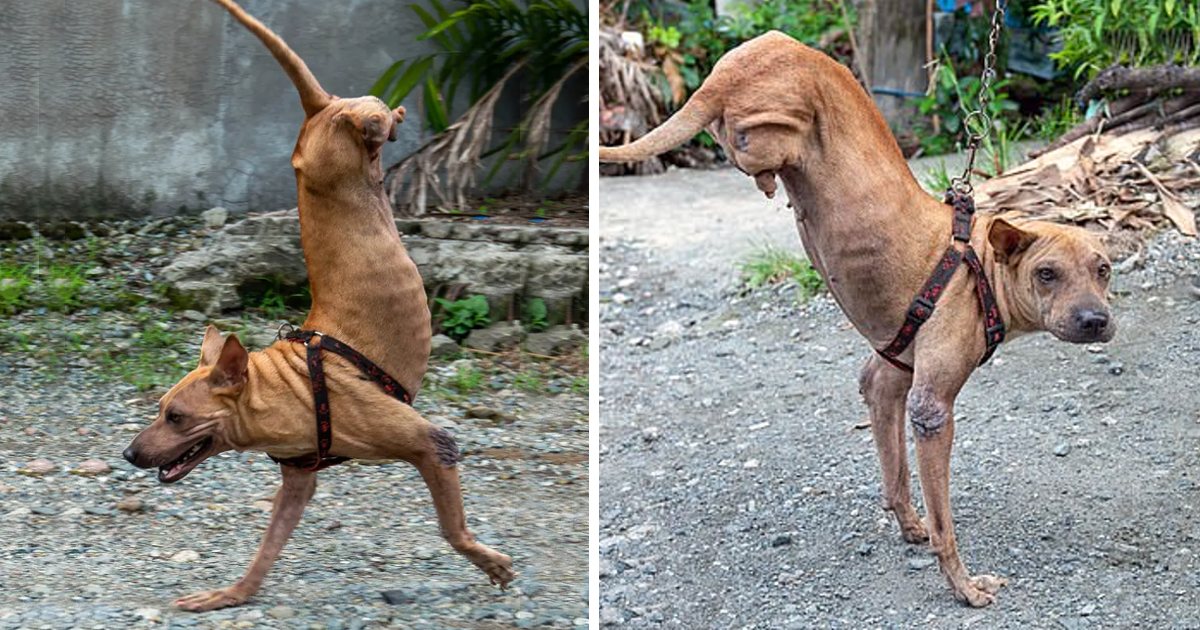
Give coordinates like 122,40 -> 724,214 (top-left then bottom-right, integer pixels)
1033,97 -> 1083,143
99,314 -> 192,391
0,259 -> 146,314
922,160 -> 955,195
0,305 -> 194,391
44,264 -> 89,312
139,322 -> 186,349
449,363 -> 486,394
978,121 -> 1029,179
1,330 -> 32,352
0,263 -> 33,315
238,276 -> 312,320
513,370 -> 545,392
739,246 -> 825,300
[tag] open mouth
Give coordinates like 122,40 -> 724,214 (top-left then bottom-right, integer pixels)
158,437 -> 213,483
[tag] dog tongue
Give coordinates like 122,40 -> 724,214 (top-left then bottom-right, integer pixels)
160,461 -> 185,481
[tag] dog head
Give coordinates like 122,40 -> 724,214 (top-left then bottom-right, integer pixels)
122,326 -> 248,483
329,97 -> 406,154
988,218 -> 1115,343
294,97 -> 405,172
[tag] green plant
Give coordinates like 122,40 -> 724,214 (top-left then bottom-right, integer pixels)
656,0 -> 852,94
139,323 -> 185,350
739,246 -> 825,300
370,0 -> 588,212
0,263 -> 32,315
84,236 -> 100,262
258,291 -> 288,320
1032,0 -> 1200,79
719,0 -> 848,48
978,119 -> 1030,178
43,264 -> 88,313
435,295 -> 492,341
88,278 -> 147,312
239,276 -> 311,320
921,160 -> 955,194
524,298 -> 550,332
648,24 -> 681,49
1033,96 -> 1084,142
916,59 -> 1021,156
2,330 -> 33,353
513,370 -> 544,392
450,363 -> 485,393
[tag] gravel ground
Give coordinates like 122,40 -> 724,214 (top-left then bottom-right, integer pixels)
598,166 -> 1200,629
0,218 -> 590,629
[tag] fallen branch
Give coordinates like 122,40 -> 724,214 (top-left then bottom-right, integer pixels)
1078,65 -> 1200,105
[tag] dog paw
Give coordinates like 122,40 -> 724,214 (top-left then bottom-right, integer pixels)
899,522 -> 929,544
173,586 -> 249,612
970,574 -> 1008,594
891,509 -> 928,544
954,574 -> 1007,608
477,551 -> 515,589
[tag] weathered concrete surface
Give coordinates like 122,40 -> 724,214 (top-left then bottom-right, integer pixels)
0,0 -> 586,219
1,0 -> 429,219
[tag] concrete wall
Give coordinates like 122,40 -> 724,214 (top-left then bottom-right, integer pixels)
0,0 -> 586,220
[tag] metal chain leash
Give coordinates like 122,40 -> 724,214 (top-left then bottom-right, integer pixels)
950,0 -> 1008,196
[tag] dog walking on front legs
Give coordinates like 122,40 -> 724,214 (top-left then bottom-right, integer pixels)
121,0 -> 513,611
599,31 -> 1116,606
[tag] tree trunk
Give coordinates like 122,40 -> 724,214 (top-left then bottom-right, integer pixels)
857,0 -> 927,126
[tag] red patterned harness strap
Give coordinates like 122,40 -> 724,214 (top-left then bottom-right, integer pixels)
270,329 -> 414,471
876,192 -> 1005,372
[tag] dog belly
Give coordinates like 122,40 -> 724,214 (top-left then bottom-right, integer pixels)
793,217 -> 928,349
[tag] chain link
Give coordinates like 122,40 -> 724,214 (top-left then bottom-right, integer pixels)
950,0 -> 1007,196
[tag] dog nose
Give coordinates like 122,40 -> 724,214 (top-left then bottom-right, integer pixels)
123,446 -> 140,467
1075,309 -> 1109,334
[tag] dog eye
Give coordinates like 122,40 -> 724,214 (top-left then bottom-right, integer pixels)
1097,263 -> 1111,280
166,412 -> 181,425
1036,267 -> 1057,283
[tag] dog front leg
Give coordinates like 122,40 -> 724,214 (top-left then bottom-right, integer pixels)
174,464 -> 317,612
859,355 -> 925,543
908,381 -> 1007,607
412,426 -> 515,587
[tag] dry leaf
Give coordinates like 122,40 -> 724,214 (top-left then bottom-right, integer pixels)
1161,195 -> 1197,236
662,53 -> 687,107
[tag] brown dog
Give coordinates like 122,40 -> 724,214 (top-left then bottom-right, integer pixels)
600,31 -> 1115,606
122,0 -> 513,611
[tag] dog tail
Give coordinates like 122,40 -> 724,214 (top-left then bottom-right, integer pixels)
207,0 -> 331,117
598,92 -> 719,163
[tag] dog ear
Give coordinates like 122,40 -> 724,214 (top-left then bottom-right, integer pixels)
988,218 -> 1038,264
389,106 -> 405,141
198,325 -> 225,368
207,334 -> 249,389
333,111 -> 392,151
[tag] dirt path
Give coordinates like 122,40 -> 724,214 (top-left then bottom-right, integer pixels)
598,164 -> 1200,629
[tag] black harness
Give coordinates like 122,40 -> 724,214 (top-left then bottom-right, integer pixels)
269,328 -> 413,471
875,192 -> 1005,372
